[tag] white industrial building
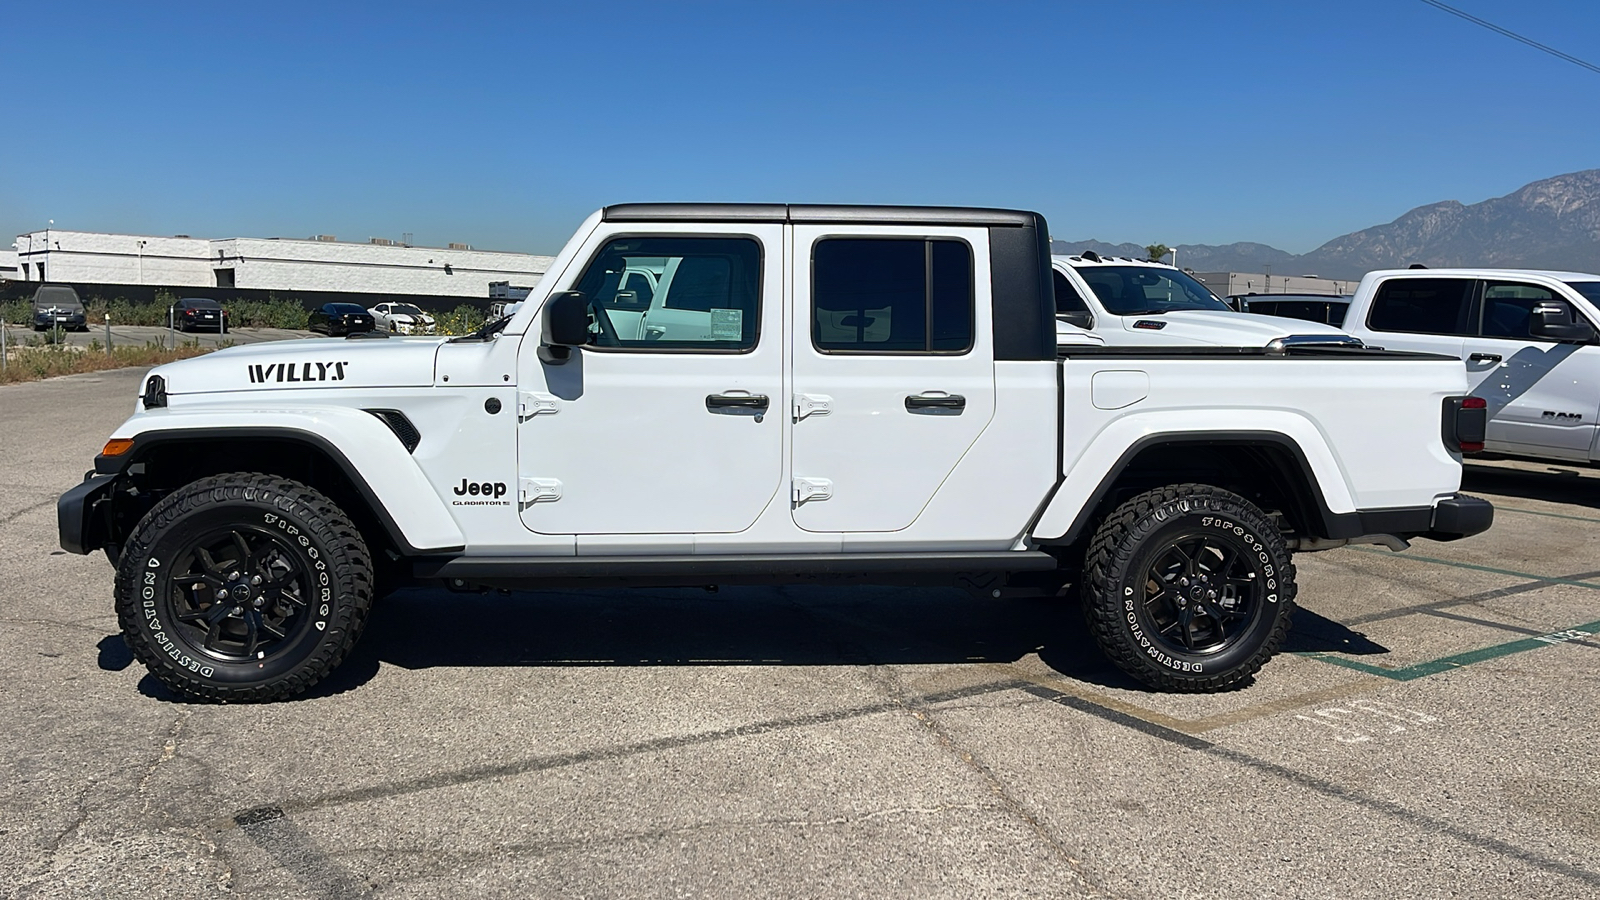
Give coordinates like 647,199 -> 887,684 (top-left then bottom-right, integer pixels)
10,230 -> 552,301
1190,271 -> 1359,298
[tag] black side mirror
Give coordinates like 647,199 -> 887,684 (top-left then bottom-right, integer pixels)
538,291 -> 590,364
1059,310 -> 1094,330
1530,301 -> 1596,343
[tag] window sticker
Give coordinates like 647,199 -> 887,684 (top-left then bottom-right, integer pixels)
711,308 -> 743,340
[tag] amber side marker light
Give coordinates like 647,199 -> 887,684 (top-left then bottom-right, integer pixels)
101,438 -> 135,457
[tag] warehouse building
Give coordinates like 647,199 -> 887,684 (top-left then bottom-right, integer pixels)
8,229 -> 552,308
1190,271 -> 1358,299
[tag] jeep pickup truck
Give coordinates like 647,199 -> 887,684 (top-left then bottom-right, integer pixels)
59,204 -> 1493,702
1341,268 -> 1600,464
1053,253 -> 1357,348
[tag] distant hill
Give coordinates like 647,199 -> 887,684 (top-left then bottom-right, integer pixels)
1052,169 -> 1600,280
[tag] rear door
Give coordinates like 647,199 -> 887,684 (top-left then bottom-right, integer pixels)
789,225 -> 996,532
1359,276 -> 1473,363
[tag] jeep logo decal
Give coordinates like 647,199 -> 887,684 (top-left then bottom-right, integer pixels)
248,362 -> 350,384
452,479 -> 510,507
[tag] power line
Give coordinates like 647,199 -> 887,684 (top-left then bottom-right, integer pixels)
1417,0 -> 1600,76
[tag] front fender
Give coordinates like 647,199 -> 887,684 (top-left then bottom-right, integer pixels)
100,406 -> 466,553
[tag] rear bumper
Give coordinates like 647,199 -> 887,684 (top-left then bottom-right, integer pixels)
58,473 -> 116,555
1426,494 -> 1494,541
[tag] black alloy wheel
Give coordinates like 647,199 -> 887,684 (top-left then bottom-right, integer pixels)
164,526 -> 314,663
1134,531 -> 1264,658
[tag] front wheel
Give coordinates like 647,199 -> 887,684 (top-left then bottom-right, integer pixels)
1082,484 -> 1296,692
114,473 -> 374,702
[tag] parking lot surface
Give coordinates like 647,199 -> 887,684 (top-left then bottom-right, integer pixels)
3,367 -> 1598,899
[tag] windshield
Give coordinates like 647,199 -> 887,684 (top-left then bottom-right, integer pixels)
34,287 -> 81,309
390,303 -> 424,316
1564,282 -> 1600,305
1076,266 -> 1229,315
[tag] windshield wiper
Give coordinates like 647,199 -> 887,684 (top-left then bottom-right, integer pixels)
448,315 -> 511,343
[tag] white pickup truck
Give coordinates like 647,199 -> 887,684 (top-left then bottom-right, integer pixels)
59,204 -> 1492,702
1341,268 -> 1600,463
1053,253 -> 1357,348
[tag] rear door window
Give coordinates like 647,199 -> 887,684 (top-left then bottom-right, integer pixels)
1366,278 -> 1474,335
811,238 -> 973,353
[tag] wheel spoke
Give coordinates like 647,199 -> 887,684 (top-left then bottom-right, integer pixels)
203,616 -> 227,653
1216,547 -> 1239,581
259,618 -> 288,640
1177,608 -> 1196,650
242,612 -> 261,658
172,573 -> 213,587
231,531 -> 253,568
175,607 -> 211,623
195,547 -> 221,575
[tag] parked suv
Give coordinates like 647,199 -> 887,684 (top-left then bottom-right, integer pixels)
1342,269 -> 1600,463
31,284 -> 87,331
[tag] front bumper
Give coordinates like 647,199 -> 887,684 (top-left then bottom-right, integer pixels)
58,472 -> 117,555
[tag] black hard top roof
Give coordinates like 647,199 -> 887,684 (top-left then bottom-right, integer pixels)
602,203 -> 1041,227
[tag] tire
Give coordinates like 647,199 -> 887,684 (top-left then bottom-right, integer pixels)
114,473 -> 374,702
1082,484 -> 1296,692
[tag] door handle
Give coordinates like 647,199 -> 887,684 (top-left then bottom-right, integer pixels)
1469,352 -> 1502,364
706,393 -> 770,411
905,393 -> 966,411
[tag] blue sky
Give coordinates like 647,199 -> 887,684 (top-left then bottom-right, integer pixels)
4,0 -> 1598,254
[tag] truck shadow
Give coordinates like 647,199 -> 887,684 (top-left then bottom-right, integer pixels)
126,584 -> 1384,700
1463,461 -> 1600,510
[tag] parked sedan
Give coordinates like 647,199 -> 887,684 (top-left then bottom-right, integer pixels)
308,303 -> 376,336
368,301 -> 436,334
31,284 -> 87,331
173,297 -> 229,332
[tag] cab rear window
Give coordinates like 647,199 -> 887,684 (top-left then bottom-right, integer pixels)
1367,278 -> 1473,335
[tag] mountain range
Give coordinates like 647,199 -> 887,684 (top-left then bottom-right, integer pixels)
1051,169 -> 1600,280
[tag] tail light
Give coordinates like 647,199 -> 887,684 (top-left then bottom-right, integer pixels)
1443,396 -> 1487,454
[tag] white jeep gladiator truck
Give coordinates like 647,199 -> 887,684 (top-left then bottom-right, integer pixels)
1341,268 -> 1600,463
1053,252 -> 1357,348
59,204 -> 1492,702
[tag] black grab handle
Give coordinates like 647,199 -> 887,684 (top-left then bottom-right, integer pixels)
905,393 -> 966,411
706,393 -> 770,410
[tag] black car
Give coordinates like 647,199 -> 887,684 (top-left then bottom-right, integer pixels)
1229,293 -> 1352,327
308,303 -> 376,336
173,297 -> 229,332
31,284 -> 88,331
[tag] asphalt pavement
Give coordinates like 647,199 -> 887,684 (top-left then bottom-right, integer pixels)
2,367 -> 1598,899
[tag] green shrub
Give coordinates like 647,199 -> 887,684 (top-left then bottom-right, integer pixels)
1,297 -> 28,325
434,304 -> 487,336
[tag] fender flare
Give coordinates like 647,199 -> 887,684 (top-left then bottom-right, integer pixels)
96,410 -> 465,555
1031,428 -> 1359,546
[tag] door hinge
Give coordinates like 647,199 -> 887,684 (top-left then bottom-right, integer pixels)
792,477 -> 833,504
793,393 -> 832,421
518,392 -> 560,418
519,477 -> 562,503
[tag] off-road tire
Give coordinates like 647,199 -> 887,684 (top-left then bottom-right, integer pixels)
114,473 -> 374,702
1082,484 -> 1296,692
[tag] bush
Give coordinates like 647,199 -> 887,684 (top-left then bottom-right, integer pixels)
1,298 -> 28,326
0,340 -> 212,385
434,304 -> 487,336
81,295 -> 310,329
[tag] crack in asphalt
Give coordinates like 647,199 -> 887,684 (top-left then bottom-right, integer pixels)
0,497 -> 57,529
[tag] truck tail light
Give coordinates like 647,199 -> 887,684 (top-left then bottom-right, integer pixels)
1443,396 -> 1487,454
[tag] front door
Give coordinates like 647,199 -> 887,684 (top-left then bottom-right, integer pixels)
516,226 -> 785,535
789,225 -> 996,532
1465,279 -> 1600,460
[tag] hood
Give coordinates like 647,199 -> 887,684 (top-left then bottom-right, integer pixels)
150,336 -> 445,395
1116,310 -> 1350,346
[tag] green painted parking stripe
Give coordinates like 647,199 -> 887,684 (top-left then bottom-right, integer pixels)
1349,546 -> 1600,589
1302,618 -> 1600,681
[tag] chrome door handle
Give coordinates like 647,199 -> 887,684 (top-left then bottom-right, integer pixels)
905,393 -> 966,411
706,393 -> 770,411
1469,352 -> 1502,364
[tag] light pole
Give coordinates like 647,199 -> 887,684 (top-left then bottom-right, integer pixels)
43,220 -> 51,282
137,240 -> 146,285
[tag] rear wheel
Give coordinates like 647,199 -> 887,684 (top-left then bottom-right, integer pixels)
1082,484 -> 1295,692
114,473 -> 374,702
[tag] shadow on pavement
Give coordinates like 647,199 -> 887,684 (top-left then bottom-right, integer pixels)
114,583 -> 1393,702
1463,461 -> 1600,510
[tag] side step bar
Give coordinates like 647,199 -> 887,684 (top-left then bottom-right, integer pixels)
413,551 -> 1058,589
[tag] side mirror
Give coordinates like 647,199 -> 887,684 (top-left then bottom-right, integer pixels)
538,291 -> 590,364
1059,311 -> 1094,330
1530,301 -> 1596,343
